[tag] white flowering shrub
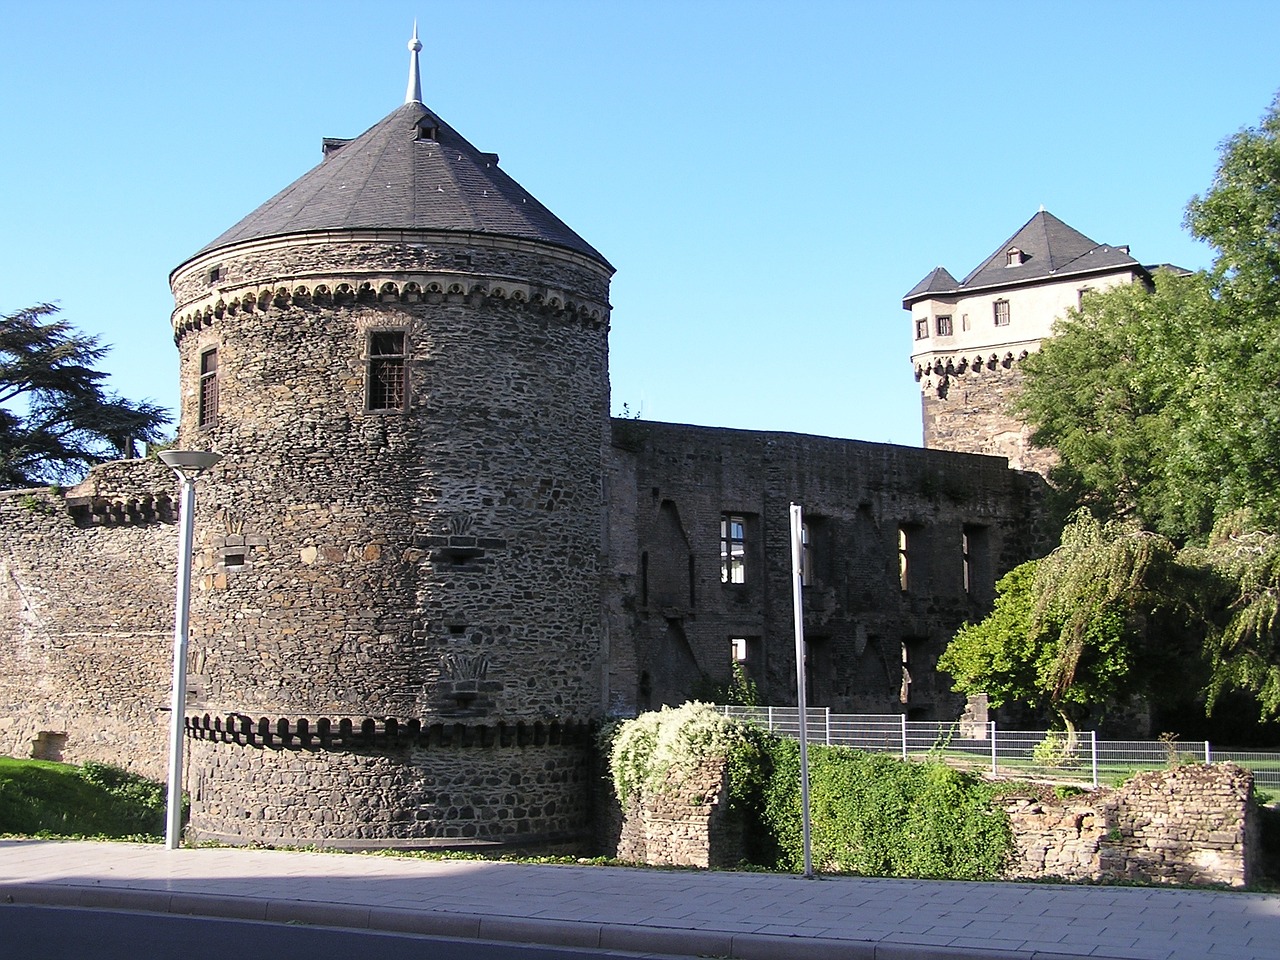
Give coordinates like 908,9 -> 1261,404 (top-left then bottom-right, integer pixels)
607,701 -> 764,806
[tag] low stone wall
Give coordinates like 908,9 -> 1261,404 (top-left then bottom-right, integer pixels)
611,759 -> 1258,886
1004,763 -> 1258,887
611,762 -> 744,868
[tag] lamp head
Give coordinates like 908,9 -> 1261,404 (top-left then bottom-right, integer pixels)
159,450 -> 224,480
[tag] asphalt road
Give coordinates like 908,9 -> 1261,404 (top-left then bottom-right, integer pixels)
0,904 -> 677,960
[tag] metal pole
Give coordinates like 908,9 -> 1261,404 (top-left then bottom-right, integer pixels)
901,714 -> 908,761
1090,729 -> 1099,789
166,474 -> 197,850
789,503 -> 813,879
159,449 -> 221,851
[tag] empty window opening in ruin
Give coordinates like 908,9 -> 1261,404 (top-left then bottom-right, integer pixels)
720,513 -> 746,584
366,331 -> 407,411
897,526 -> 911,591
962,525 -> 988,596
993,299 -> 1011,326
935,315 -> 953,337
223,552 -> 246,568
731,637 -> 749,663
198,348 -> 218,428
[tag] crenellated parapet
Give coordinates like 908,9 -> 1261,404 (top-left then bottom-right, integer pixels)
185,712 -> 592,749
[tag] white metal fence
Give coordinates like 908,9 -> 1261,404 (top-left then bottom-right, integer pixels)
715,705 -> 1280,792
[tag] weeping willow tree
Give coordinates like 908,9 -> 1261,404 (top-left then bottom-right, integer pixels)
939,512 -> 1199,745
1186,517 -> 1280,717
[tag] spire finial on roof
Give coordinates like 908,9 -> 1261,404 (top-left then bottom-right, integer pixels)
405,21 -> 423,104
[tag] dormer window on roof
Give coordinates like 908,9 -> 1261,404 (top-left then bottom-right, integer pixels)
1005,247 -> 1026,267
322,138 -> 352,159
415,117 -> 439,141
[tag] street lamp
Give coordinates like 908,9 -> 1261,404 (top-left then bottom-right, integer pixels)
159,450 -> 223,850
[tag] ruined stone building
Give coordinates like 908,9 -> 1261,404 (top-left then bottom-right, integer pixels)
0,37 -> 1092,849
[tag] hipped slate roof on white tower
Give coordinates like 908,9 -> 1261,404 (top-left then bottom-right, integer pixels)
185,100 -> 611,270
902,210 -> 1139,306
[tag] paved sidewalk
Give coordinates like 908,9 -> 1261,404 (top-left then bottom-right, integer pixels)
1,840 -> 1278,959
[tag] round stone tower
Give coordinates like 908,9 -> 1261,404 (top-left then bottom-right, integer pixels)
168,34 -> 613,848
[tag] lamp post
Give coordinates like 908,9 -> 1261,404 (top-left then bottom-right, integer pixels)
159,450 -> 223,850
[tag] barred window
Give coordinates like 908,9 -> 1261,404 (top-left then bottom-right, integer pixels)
366,331 -> 407,411
198,348 -> 218,428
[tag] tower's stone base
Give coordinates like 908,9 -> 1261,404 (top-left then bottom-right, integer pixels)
184,721 -> 594,850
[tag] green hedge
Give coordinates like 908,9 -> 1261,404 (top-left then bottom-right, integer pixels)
757,738 -> 1012,879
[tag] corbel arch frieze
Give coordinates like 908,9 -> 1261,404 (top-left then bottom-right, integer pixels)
173,273 -> 609,339
913,349 -> 1031,391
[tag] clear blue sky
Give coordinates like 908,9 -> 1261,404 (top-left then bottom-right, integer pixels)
3,1 -> 1278,447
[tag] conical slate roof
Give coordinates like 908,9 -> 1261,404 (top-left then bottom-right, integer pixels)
185,100 -> 610,269
960,210 -> 1135,288
902,266 -> 960,301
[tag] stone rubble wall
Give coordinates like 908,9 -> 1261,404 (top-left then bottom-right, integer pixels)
0,459 -> 178,780
613,758 -> 1258,886
612,761 -> 743,869
186,730 -> 593,849
1005,763 -> 1258,887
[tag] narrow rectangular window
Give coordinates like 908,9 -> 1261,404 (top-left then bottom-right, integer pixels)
914,317 -> 928,340
720,513 -> 746,584
993,300 -> 1010,326
367,331 -> 407,411
198,348 -> 218,428
898,526 -> 910,592
962,524 -> 988,597
962,529 -> 973,594
935,315 -> 953,336
731,637 -> 748,663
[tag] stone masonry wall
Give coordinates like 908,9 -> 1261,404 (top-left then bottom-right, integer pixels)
920,359 -> 1057,476
171,233 -> 612,725
612,757 -> 1257,886
1004,764 -> 1257,887
186,728 -> 593,849
612,761 -> 743,869
606,420 -> 1052,719
0,459 -> 178,779
167,229 -> 612,846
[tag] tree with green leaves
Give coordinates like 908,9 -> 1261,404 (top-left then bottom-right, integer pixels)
1015,270 -> 1223,540
1185,515 -> 1280,717
0,303 -> 169,488
939,512 -> 1201,740
1016,94 -> 1280,543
